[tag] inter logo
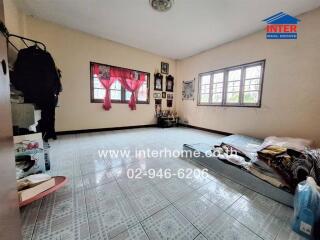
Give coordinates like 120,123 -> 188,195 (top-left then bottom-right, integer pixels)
263,12 -> 301,40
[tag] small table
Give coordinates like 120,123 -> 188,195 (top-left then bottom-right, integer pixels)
157,116 -> 179,128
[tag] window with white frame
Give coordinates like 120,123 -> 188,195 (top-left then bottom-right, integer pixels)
198,60 -> 265,107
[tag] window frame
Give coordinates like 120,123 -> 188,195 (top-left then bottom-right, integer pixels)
197,60 -> 265,108
90,61 -> 150,104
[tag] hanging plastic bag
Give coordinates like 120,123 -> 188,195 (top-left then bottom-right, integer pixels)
292,177 -> 320,239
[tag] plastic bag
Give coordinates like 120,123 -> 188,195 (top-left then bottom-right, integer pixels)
292,177 -> 320,239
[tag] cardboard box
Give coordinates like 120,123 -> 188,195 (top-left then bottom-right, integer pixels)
14,133 -> 46,179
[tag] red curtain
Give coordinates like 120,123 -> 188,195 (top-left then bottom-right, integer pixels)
93,64 -> 116,111
93,64 -> 146,111
118,71 -> 146,110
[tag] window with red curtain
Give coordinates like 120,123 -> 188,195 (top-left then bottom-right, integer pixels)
90,62 -> 150,104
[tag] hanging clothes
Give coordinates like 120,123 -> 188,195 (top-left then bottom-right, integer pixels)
12,45 -> 62,141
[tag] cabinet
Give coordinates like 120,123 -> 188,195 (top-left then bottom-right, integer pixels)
11,103 -> 41,131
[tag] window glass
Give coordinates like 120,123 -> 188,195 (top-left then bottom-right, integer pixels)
243,65 -> 262,104
93,76 -> 105,100
93,88 -> 105,100
211,72 -> 224,103
226,69 -> 241,104
245,66 -> 261,79
199,75 -> 211,103
110,81 -> 122,101
137,81 -> 148,101
198,61 -> 264,107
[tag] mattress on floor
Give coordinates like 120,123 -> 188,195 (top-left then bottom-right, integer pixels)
220,134 -> 263,148
183,134 -> 294,207
220,135 -> 288,185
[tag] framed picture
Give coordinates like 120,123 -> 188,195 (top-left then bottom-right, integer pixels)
162,92 -> 166,98
153,92 -> 162,99
155,99 -> 162,116
167,100 -> 173,108
161,62 -> 169,74
166,75 -> 174,92
154,73 -> 163,91
182,79 -> 195,100
167,93 -> 173,100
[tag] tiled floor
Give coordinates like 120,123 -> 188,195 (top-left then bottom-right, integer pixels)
20,127 -> 302,240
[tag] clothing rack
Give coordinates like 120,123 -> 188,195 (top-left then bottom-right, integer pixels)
0,21 -> 46,52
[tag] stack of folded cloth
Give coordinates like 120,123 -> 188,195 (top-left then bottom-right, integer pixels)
257,137 -> 320,193
17,174 -> 55,202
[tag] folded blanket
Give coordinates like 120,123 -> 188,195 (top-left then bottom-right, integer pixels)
212,143 -> 292,190
258,146 -> 320,192
248,165 -> 291,191
258,145 -> 287,157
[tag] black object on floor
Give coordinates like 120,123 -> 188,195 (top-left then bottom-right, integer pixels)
44,142 -> 51,171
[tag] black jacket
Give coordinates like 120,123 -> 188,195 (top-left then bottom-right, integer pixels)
12,46 -> 61,103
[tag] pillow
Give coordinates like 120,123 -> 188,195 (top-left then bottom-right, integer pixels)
260,136 -> 313,152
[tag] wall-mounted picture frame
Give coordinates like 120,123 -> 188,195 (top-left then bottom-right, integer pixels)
162,92 -> 167,99
155,99 -> 162,116
154,73 -> 163,91
182,79 -> 195,101
161,62 -> 169,74
167,100 -> 173,108
153,92 -> 162,99
166,75 -> 174,92
167,93 -> 173,100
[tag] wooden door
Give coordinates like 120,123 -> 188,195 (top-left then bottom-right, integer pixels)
0,0 -> 22,239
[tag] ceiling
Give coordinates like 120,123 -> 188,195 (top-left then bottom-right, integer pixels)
17,0 -> 320,60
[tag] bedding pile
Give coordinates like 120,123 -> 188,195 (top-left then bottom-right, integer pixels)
258,146 -> 320,192
213,136 -> 320,193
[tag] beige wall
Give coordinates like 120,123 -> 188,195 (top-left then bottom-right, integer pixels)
3,0 -> 24,36
176,8 -> 320,145
3,0 -> 26,63
4,1 -> 176,132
